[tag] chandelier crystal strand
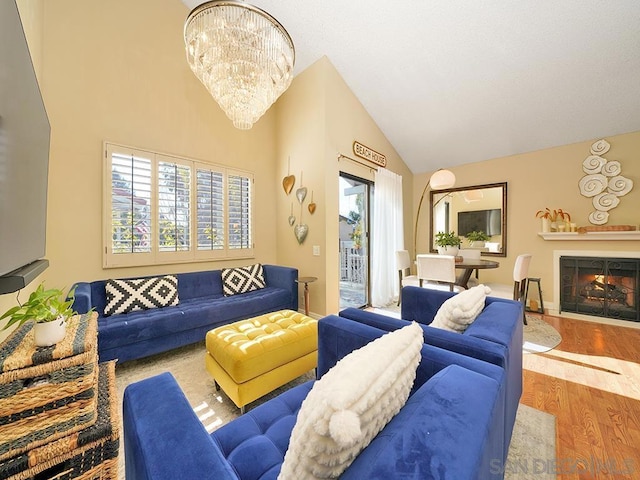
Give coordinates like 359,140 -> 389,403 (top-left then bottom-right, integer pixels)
184,1 -> 295,130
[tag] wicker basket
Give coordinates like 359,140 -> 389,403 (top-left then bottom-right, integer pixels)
0,313 -> 98,461
0,361 -> 119,480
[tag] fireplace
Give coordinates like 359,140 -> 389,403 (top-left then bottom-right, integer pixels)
560,256 -> 639,322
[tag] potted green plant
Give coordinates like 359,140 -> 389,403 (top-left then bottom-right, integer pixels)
435,231 -> 462,256
466,230 -> 490,248
0,283 -> 77,347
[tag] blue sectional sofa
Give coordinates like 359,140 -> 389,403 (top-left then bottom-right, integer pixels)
123,315 -> 512,480
71,265 -> 298,363
339,285 -> 523,457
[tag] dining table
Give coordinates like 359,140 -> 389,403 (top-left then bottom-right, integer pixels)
455,257 -> 500,289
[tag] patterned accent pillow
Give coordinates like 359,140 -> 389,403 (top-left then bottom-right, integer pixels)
104,275 -> 179,317
278,322 -> 423,479
221,263 -> 266,296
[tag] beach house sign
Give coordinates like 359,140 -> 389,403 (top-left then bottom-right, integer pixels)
353,141 -> 387,168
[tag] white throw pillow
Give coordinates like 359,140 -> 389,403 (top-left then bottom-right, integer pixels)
278,322 -> 423,479
430,284 -> 491,332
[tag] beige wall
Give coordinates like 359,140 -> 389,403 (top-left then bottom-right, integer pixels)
324,59 -> 414,313
2,0 -> 279,340
414,130 -> 640,309
16,0 -> 45,79
276,57 -> 414,315
41,0 -> 279,286
274,59 -> 328,313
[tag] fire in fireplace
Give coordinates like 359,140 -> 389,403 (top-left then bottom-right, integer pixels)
579,274 -> 631,305
560,256 -> 639,322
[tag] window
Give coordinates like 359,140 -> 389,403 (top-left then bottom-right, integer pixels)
228,173 -> 252,249
196,168 -> 224,252
158,159 -> 191,253
104,143 -> 253,268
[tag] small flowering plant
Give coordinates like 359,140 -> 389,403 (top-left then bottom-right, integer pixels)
535,208 -> 571,222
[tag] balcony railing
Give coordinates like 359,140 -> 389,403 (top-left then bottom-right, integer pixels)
340,243 -> 365,285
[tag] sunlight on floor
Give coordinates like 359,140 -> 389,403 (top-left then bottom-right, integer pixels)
193,399 -> 224,432
523,349 -> 640,401
523,340 -> 554,354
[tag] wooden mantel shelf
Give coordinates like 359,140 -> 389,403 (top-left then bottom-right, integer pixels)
538,231 -> 640,241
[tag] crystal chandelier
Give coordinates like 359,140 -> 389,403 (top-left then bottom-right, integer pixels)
184,1 -> 295,130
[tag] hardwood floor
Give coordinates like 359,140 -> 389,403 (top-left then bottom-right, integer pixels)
522,314 -> 640,479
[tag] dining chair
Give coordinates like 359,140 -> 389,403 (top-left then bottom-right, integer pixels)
485,242 -> 501,253
485,253 -> 532,324
395,250 -> 420,305
459,249 -> 481,260
416,254 -> 464,293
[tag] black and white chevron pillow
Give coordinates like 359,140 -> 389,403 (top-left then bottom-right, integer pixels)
221,264 -> 266,296
104,275 -> 179,316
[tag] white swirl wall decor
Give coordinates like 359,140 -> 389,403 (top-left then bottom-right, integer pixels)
588,210 -> 609,225
582,155 -> 606,174
578,174 -> 607,197
579,138 -> 633,225
608,175 -> 633,196
592,192 -> 620,211
590,139 -> 610,155
601,160 -> 621,177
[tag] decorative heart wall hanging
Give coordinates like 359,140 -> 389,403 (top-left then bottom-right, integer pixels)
308,190 -> 316,214
295,171 -> 307,204
282,157 -> 295,194
288,203 -> 296,226
282,175 -> 295,195
294,202 -> 309,244
296,187 -> 307,204
294,224 -> 309,244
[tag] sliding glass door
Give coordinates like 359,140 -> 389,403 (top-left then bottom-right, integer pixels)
339,173 -> 371,309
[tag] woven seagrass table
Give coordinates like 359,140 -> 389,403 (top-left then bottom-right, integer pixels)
0,313 -> 119,479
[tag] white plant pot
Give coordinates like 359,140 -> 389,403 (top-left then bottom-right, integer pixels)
437,246 -> 459,256
469,241 -> 486,248
541,218 -> 550,233
34,316 -> 67,347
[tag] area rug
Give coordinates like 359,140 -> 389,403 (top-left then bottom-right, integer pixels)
114,342 -> 556,479
505,404 -> 557,480
524,315 -> 562,354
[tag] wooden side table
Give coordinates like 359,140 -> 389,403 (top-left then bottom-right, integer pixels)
295,277 -> 317,316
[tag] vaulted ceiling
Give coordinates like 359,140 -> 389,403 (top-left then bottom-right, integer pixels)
181,1 -> 640,174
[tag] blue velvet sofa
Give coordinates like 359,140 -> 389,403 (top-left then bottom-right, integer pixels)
123,315 -> 511,479
71,265 -> 298,363
339,285 -> 523,458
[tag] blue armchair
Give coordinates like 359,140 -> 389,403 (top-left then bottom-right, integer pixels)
339,285 -> 523,458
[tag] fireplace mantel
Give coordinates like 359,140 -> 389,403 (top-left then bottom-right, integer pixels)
539,231 -> 640,241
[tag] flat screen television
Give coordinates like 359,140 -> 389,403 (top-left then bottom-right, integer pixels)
0,0 -> 50,294
458,209 -> 501,237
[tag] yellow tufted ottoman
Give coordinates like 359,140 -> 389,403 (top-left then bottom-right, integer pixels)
205,310 -> 318,413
